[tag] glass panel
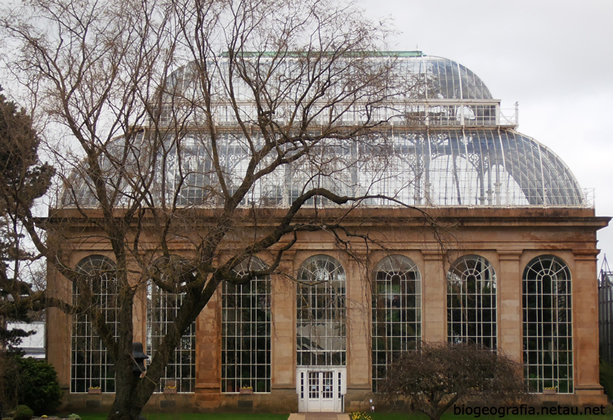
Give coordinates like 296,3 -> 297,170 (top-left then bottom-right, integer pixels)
322,372 -> 334,399
71,255 -> 118,393
146,257 -> 196,393
300,372 -> 304,399
371,255 -> 421,391
221,257 -> 271,393
297,255 -> 347,366
447,255 -> 497,349
523,255 -> 573,393
64,56 -> 585,211
309,372 -> 320,399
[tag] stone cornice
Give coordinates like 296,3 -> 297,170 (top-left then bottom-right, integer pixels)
43,207 -> 610,231
498,250 -> 523,261
573,248 -> 601,261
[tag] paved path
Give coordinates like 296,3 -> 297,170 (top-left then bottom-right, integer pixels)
288,413 -> 351,420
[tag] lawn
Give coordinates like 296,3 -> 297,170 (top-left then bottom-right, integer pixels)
368,412 -> 613,420
76,412 -> 613,420
79,414 -> 289,420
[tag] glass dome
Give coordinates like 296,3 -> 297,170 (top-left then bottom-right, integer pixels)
394,53 -> 493,100
61,53 -> 586,209
350,128 -> 584,207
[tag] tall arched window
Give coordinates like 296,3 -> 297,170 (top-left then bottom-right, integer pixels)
372,255 -> 421,391
222,257 -> 271,393
146,257 -> 196,393
447,255 -> 497,348
71,255 -> 118,393
523,255 -> 573,393
297,255 -> 346,366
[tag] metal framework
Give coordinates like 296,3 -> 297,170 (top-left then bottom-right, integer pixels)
523,255 -> 573,393
599,257 -> 613,364
62,54 -> 588,211
71,255 -> 119,393
146,279 -> 196,393
221,257 -> 271,393
447,255 -> 497,349
297,255 -> 347,366
371,255 -> 421,391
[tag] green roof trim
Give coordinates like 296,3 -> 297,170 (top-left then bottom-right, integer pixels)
379,51 -> 424,57
220,50 -> 424,58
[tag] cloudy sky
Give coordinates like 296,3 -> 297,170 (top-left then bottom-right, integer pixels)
359,0 -> 613,268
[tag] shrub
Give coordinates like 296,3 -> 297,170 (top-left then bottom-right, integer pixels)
13,404 -> 33,420
0,350 -> 20,408
67,414 -> 81,420
379,342 -> 528,420
600,361 -> 613,401
3,356 -> 63,415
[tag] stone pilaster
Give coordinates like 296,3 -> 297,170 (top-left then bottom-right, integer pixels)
195,285 -> 221,406
46,265 -> 72,390
130,260 -> 147,346
271,251 -> 297,389
497,251 -> 522,361
573,249 -> 604,397
422,251 -> 446,343
346,255 -> 370,389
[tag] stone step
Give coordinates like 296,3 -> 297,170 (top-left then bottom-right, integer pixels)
289,413 -> 351,420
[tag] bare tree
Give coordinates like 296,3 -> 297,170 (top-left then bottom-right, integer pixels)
0,0 -> 419,418
378,342 -> 528,420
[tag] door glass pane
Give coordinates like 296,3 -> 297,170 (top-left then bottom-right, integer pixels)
309,372 -> 320,399
300,372 -> 304,398
322,372 -> 333,399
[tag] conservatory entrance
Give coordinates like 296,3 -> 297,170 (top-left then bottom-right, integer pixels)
297,367 -> 346,412
296,255 -> 347,412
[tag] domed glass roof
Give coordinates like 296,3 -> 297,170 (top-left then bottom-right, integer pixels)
61,53 -> 586,209
395,53 -> 493,100
360,128 -> 583,206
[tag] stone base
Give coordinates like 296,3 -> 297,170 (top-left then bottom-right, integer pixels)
57,384 -> 609,414
343,388 -> 373,412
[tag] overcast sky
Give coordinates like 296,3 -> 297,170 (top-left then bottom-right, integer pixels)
3,0 -> 611,270
359,0 -> 613,269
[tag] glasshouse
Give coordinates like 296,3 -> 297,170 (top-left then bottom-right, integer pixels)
46,52 -> 609,413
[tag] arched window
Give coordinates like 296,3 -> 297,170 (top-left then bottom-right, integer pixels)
447,255 -> 497,348
222,257 -> 271,393
371,255 -> 421,391
297,255 -> 346,366
146,257 -> 196,393
523,255 -> 573,393
71,255 -> 118,393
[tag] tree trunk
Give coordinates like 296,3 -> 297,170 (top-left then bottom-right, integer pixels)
108,400 -> 145,420
107,370 -> 144,419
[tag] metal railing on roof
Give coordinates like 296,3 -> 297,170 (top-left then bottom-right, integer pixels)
159,99 -> 518,129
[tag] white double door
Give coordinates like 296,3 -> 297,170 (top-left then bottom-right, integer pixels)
297,367 -> 346,413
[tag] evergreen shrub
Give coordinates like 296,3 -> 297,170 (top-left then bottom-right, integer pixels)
13,404 -> 33,420
600,361 -> 613,401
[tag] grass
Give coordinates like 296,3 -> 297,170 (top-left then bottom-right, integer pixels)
440,416 -> 613,420
79,414 -> 289,420
75,412 -> 613,420
366,412 -> 613,420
